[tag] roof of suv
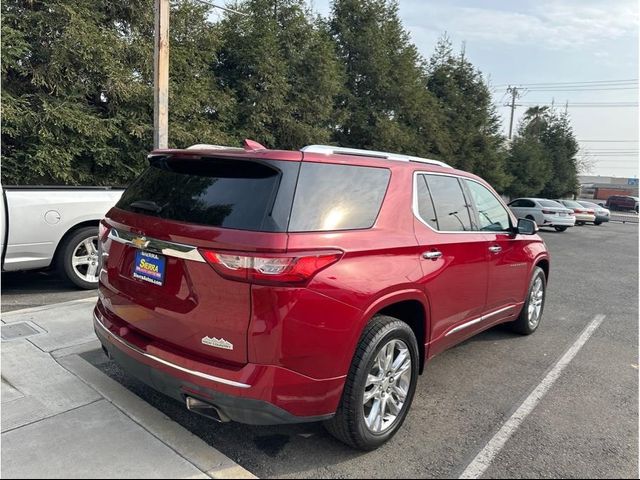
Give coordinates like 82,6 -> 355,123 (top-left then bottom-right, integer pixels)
151,139 -> 467,176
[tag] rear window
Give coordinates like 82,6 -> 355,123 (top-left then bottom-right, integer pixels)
539,200 -> 564,208
117,157 -> 390,233
559,199 -> 581,208
117,157 -> 298,232
288,163 -> 390,232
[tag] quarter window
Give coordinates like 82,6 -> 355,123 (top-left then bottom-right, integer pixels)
464,180 -> 511,232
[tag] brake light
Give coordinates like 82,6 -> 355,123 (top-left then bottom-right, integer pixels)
98,221 -> 110,242
201,250 -> 342,285
574,209 -> 584,214
567,211 -> 574,216
541,210 -> 556,214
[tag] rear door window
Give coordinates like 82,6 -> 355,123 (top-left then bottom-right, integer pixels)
464,180 -> 511,231
288,163 -> 390,232
116,156 -> 299,232
423,175 -> 473,231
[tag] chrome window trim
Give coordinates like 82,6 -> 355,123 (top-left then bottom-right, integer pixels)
108,228 -> 206,263
445,305 -> 516,336
412,171 -> 517,235
94,312 -> 251,389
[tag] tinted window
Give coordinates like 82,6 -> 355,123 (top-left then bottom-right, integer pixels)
559,199 -> 582,208
538,200 -> 563,208
465,180 -> 511,231
117,157 -> 298,232
415,175 -> 438,229
424,175 -> 473,231
510,199 -> 535,208
288,163 -> 390,232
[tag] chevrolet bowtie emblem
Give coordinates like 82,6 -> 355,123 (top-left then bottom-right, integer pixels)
132,236 -> 150,249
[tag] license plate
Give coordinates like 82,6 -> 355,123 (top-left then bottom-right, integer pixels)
132,250 -> 166,286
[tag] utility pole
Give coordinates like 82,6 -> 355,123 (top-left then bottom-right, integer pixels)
153,0 -> 170,149
507,86 -> 519,140
564,100 -> 569,115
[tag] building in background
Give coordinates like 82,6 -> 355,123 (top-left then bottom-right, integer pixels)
578,175 -> 639,200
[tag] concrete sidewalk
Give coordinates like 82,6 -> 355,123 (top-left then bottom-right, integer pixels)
1,298 -> 256,479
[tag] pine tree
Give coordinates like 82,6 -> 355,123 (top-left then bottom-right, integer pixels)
215,0 -> 344,149
427,35 -> 509,190
1,0 -> 233,185
329,0 -> 447,157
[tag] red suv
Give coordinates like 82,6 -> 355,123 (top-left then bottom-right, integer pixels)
94,141 -> 549,450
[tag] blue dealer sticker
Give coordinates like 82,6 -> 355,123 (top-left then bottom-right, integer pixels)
133,250 -> 166,286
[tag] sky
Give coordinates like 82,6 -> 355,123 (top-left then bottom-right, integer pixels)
304,0 -> 639,178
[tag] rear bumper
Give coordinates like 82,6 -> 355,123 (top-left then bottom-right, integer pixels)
541,215 -> 575,227
575,214 -> 596,222
93,305 -> 342,425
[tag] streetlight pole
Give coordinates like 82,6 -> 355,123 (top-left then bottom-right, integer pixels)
153,0 -> 170,149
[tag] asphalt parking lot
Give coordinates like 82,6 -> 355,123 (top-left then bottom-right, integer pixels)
3,221 -> 638,478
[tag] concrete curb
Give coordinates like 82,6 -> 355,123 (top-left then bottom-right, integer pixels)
59,353 -> 257,479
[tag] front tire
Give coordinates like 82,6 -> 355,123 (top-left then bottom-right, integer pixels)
57,226 -> 100,290
324,315 -> 419,450
510,267 -> 546,335
554,226 -> 568,232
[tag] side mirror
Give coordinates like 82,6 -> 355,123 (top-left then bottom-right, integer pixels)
517,218 -> 538,235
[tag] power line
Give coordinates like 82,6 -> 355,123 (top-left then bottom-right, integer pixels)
493,78 -> 638,87
578,140 -> 639,142
524,86 -> 638,92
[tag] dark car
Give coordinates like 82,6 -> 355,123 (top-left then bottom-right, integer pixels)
94,141 -> 550,450
606,195 -> 639,213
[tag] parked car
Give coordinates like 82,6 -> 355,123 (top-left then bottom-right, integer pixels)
605,195 -> 639,213
556,199 -> 596,225
507,198 -> 576,232
94,141 -> 550,450
1,186 -> 124,288
577,200 -> 610,225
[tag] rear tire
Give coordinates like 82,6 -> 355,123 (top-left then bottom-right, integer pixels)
594,221 -> 602,226
510,267 -> 546,335
323,315 -> 419,451
554,226 -> 568,232
57,226 -> 100,290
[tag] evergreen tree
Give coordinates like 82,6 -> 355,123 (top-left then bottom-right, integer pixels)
329,0 -> 447,157
2,0 -> 233,185
215,0 -> 344,149
538,112 -> 580,198
427,35 -> 509,190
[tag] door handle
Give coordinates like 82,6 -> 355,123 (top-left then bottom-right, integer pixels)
489,245 -> 502,254
423,250 -> 442,260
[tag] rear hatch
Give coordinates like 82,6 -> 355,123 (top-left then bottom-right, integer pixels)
538,200 -> 573,217
99,151 -> 301,365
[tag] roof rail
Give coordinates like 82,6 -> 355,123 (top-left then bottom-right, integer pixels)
301,145 -> 452,168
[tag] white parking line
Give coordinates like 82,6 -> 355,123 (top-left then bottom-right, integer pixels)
459,314 -> 607,479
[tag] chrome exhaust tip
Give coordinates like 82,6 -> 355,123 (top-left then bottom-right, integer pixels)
185,397 -> 230,423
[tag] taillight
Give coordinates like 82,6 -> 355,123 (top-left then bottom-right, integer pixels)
98,221 -> 110,242
201,250 -> 342,286
567,211 -> 575,216
574,209 -> 584,214
541,210 -> 555,214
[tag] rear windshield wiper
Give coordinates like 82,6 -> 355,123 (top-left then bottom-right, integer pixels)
129,200 -> 163,213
